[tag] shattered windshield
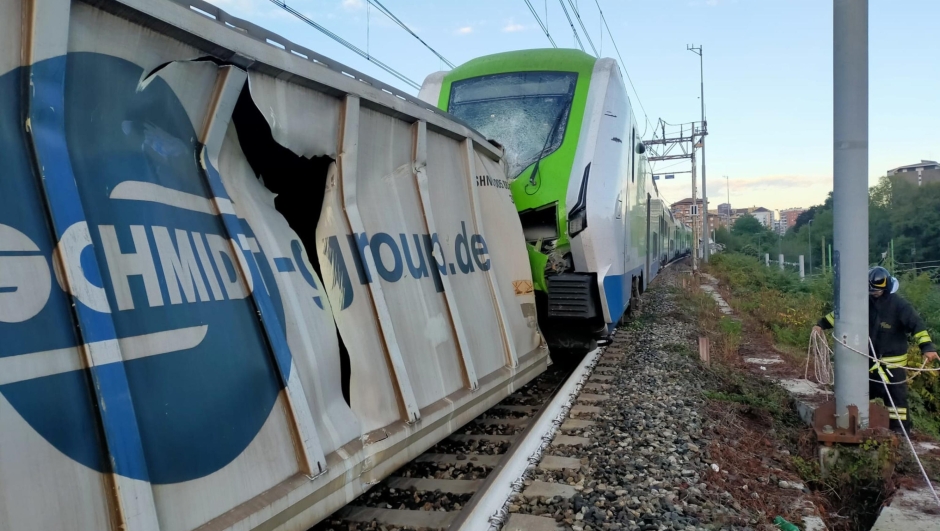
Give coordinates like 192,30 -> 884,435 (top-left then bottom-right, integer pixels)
448,72 -> 577,180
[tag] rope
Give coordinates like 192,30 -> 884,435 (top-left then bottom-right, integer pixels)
832,334 -> 940,375
805,328 -> 833,385
869,338 -> 940,509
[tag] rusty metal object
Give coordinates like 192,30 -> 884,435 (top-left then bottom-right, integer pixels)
813,401 -> 891,444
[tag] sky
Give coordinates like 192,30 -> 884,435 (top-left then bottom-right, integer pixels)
205,0 -> 940,214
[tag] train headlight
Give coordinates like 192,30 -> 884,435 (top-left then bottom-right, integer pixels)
568,207 -> 587,237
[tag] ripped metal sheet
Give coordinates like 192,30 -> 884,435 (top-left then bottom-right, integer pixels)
0,0 -> 545,530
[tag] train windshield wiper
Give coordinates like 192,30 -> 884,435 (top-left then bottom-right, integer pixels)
528,100 -> 572,186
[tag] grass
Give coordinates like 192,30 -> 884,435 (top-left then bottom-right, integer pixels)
706,252 -> 940,439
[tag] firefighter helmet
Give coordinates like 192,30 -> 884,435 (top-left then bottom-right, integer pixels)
869,266 -> 891,293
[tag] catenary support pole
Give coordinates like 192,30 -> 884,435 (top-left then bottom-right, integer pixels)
699,51 -> 709,263
765,253 -> 770,267
779,254 -> 784,271
799,255 -> 805,280
833,0 -> 870,429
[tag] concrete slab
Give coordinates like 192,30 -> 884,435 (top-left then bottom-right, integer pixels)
577,393 -> 609,402
492,405 -> 539,413
448,434 -> 514,443
337,506 -> 456,529
476,417 -> 529,426
385,476 -> 482,494
871,488 -> 940,531
561,419 -> 595,430
744,357 -> 783,365
539,455 -> 583,470
776,378 -> 832,396
503,514 -> 563,531
551,435 -> 591,447
570,405 -> 601,415
415,453 -> 502,467
522,481 -> 579,500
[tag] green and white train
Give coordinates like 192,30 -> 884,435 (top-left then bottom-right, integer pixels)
421,49 -> 692,353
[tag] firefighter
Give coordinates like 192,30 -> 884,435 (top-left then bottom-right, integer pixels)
813,266 -> 939,432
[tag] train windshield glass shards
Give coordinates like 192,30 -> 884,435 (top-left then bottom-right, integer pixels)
448,71 -> 577,179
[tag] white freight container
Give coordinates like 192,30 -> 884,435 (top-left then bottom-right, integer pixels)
0,0 -> 546,529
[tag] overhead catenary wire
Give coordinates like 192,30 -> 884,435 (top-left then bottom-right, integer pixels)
592,0 -> 654,136
556,0 -> 585,52
365,0 -> 455,69
523,0 -> 557,47
268,0 -> 421,90
565,0 -> 598,56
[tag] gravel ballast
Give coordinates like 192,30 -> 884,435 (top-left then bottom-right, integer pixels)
506,265 -> 746,531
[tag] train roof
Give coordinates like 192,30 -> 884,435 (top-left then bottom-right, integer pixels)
447,48 -> 598,80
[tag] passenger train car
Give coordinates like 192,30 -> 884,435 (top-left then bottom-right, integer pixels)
420,49 -> 692,354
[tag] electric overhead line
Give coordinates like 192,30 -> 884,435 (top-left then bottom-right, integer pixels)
268,0 -> 421,90
524,0 -> 557,47
366,0 -> 455,69
592,0 -> 653,136
565,0 -> 598,56
556,0 -> 585,52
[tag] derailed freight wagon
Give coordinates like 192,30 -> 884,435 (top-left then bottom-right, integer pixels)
0,0 -> 546,529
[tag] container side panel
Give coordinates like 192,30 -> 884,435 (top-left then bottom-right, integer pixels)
425,133 -> 506,379
356,108 -> 464,408
316,162 -> 402,431
473,153 -> 542,358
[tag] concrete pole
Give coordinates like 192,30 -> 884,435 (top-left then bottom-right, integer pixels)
833,0 -> 870,429
765,253 -> 770,267
699,50 -> 709,264
799,255 -> 805,280
779,254 -> 784,270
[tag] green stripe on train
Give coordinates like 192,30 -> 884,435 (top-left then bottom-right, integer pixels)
438,49 -> 597,291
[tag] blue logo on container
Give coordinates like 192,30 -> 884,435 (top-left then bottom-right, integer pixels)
0,54 -> 290,483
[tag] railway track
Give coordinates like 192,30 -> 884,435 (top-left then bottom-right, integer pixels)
311,341 -> 626,531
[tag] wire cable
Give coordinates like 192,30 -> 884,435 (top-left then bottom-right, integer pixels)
869,338 -> 940,509
556,0 -> 585,52
592,0 -> 653,136
523,0 -> 557,47
268,0 -> 421,90
565,0 -> 598,56
365,0 -> 455,69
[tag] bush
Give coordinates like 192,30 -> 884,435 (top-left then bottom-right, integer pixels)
708,253 -> 940,437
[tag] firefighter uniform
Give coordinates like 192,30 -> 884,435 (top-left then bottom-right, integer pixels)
818,292 -> 935,432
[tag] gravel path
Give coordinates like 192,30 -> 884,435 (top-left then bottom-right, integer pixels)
507,266 -> 751,531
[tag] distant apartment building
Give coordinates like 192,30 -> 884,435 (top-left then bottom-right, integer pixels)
888,160 -> 940,187
670,199 -> 724,235
772,220 -> 787,235
750,207 -> 774,228
779,207 -> 805,231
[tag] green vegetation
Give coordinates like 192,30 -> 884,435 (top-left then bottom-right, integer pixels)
720,176 -> 940,275
706,252 -> 940,438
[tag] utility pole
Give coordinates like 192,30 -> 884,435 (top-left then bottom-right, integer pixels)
691,151 -> 698,270
688,44 -> 708,263
724,175 -> 731,228
832,0 -> 870,429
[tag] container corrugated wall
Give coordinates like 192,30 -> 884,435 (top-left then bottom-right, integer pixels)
0,0 -> 546,529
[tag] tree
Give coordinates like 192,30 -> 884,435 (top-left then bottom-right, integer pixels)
731,214 -> 766,236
